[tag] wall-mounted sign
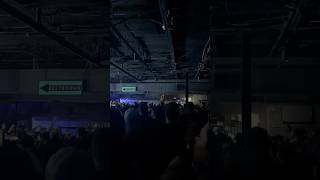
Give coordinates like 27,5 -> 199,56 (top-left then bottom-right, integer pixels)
39,81 -> 83,95
121,86 -> 137,92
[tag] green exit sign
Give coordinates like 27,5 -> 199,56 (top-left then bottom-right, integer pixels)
121,86 -> 137,92
39,81 -> 83,96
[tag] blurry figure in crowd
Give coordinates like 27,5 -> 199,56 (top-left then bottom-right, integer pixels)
76,127 -> 90,151
45,147 -> 97,180
124,108 -> 143,139
0,143 -> 40,180
1,122 -> 6,131
138,102 -> 152,129
0,123 -> 5,146
110,106 -> 125,138
165,102 -> 180,124
91,128 -> 126,180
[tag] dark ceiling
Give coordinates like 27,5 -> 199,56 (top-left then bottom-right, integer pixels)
0,0 -> 110,69
112,0 -> 320,82
0,0 -> 319,82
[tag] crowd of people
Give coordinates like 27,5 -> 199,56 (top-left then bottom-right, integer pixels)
0,101 -> 319,180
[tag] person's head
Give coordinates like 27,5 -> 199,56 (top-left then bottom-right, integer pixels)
19,133 -> 34,149
138,102 -> 148,117
40,128 -> 47,134
110,106 -> 125,136
77,128 -> 87,138
124,108 -> 143,137
91,128 -> 113,173
0,146 -> 37,180
248,127 -> 271,153
165,102 -> 180,124
42,131 -> 50,142
235,133 -> 243,146
181,102 -> 203,143
1,122 -> 6,131
183,102 -> 195,115
292,127 -> 307,143
64,133 -> 72,141
154,106 -> 166,124
148,107 -> 156,119
45,147 -> 97,180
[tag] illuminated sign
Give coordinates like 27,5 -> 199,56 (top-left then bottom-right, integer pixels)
121,86 -> 137,92
39,81 -> 83,95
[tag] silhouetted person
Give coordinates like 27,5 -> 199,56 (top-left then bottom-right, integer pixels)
76,127 -> 90,151
91,128 -> 127,180
229,127 -> 280,180
0,143 -> 39,180
124,108 -> 143,141
163,103 -> 186,161
110,106 -> 125,137
45,147 -> 97,180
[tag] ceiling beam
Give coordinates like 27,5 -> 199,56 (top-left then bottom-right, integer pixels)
0,0 -> 141,82
25,0 -> 108,8
269,0 -> 310,56
158,0 -> 176,69
0,0 -> 101,64
111,24 -> 156,78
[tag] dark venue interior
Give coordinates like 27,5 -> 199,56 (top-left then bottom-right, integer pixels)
0,0 -> 320,179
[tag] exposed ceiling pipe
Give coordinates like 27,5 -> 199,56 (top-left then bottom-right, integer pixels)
111,24 -> 156,78
110,62 -> 141,81
269,0 -> 310,56
194,36 -> 212,80
158,0 -> 176,70
0,0 -> 141,82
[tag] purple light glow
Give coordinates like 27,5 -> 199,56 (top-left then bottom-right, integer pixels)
120,98 -> 137,105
